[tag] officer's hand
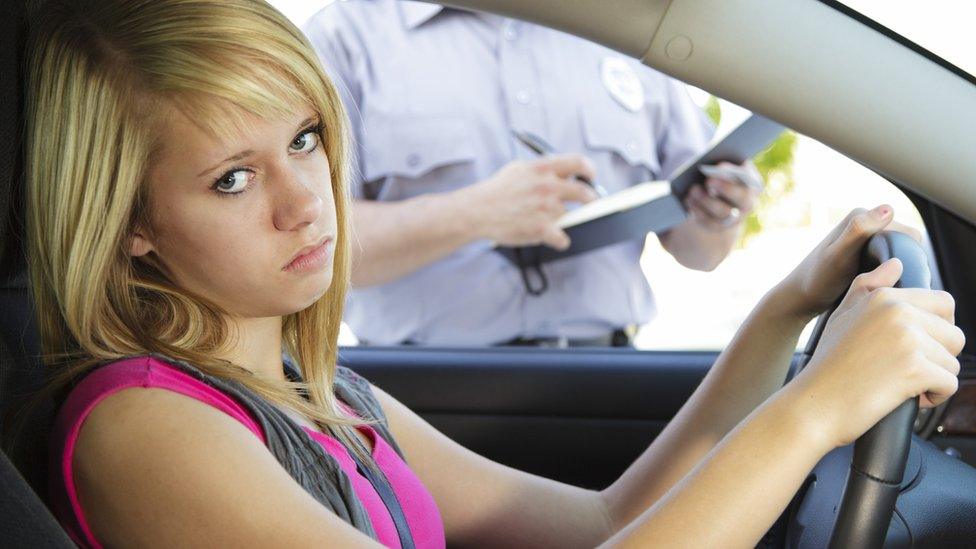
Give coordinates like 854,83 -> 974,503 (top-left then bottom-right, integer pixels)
684,161 -> 760,232
464,155 -> 598,250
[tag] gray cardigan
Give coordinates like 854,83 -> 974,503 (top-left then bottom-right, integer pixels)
145,354 -> 403,541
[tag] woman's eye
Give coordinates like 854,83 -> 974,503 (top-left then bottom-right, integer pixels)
213,169 -> 251,194
290,129 -> 320,154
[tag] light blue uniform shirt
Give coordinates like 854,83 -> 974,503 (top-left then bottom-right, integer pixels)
304,1 -> 714,346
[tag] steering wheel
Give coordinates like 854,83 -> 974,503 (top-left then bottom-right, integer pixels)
800,231 -> 931,548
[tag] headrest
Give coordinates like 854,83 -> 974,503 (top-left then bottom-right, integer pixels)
0,0 -> 50,501
0,0 -> 28,285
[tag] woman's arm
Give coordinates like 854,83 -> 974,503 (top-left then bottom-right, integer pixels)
377,207 -> 959,548
378,254 -> 962,548
372,385 -> 613,548
600,387 -> 828,548
602,251 -> 963,547
600,207 -> 903,528
371,286 -> 807,548
600,283 -> 809,530
75,387 -> 383,548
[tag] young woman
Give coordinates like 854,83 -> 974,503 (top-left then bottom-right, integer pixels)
26,0 -> 964,547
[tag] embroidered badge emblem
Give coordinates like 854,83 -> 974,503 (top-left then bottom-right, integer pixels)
601,56 -> 645,113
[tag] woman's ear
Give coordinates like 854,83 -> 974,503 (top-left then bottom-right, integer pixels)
129,230 -> 155,257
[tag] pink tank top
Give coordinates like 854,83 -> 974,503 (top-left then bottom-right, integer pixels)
48,356 -> 445,548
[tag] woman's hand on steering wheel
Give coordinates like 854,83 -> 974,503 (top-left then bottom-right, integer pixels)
785,257 -> 965,449
777,205 -> 922,320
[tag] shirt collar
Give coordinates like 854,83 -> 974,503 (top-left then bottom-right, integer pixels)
399,2 -> 505,30
399,2 -> 445,30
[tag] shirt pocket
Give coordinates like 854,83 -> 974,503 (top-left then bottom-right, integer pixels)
579,106 -> 661,187
360,112 -> 478,200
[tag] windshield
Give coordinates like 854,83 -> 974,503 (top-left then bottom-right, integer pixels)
836,0 -> 975,79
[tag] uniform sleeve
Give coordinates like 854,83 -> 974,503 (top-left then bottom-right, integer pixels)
655,77 -> 716,179
303,9 -> 368,200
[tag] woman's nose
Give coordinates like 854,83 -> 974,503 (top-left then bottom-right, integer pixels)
272,169 -> 323,232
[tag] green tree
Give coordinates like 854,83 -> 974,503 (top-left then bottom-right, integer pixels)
703,96 -> 797,245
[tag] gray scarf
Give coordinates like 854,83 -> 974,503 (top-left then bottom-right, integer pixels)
143,353 -> 403,541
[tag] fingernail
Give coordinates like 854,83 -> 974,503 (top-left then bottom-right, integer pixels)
872,205 -> 891,217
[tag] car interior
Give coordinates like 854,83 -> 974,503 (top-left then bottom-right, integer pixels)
2,0 -> 976,547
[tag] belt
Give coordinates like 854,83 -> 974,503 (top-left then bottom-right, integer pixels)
498,328 -> 634,348
376,328 -> 635,348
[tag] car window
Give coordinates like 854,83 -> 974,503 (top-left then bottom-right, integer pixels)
335,97 -> 933,350
636,94 -> 930,351
271,0 -> 935,351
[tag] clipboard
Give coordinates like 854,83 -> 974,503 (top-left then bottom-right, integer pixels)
495,113 -> 785,266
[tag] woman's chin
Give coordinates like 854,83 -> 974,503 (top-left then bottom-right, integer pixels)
283,276 -> 334,314
222,273 -> 334,318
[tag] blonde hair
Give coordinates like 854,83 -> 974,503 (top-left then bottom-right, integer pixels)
25,0 -> 364,448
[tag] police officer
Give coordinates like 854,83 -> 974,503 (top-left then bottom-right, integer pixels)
303,1 -> 760,347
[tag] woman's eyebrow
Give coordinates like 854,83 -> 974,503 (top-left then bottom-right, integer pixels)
198,149 -> 254,177
195,118 -> 317,177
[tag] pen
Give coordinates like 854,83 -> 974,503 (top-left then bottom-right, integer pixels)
512,129 -> 609,197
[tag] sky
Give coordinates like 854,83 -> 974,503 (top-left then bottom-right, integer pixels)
842,0 -> 974,78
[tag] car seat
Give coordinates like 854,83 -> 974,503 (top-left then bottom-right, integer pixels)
0,0 -> 75,545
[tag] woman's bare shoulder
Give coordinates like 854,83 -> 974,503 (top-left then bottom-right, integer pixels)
73,387 -> 380,548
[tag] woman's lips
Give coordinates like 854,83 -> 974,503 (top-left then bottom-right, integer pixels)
283,237 -> 332,273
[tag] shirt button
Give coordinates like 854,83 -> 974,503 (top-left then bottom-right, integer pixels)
504,26 -> 518,41
406,153 -> 421,167
516,90 -> 531,104
626,139 -> 639,152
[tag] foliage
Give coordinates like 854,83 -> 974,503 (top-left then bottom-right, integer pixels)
703,96 -> 798,246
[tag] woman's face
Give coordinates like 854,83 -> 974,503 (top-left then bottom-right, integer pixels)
133,104 -> 338,318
